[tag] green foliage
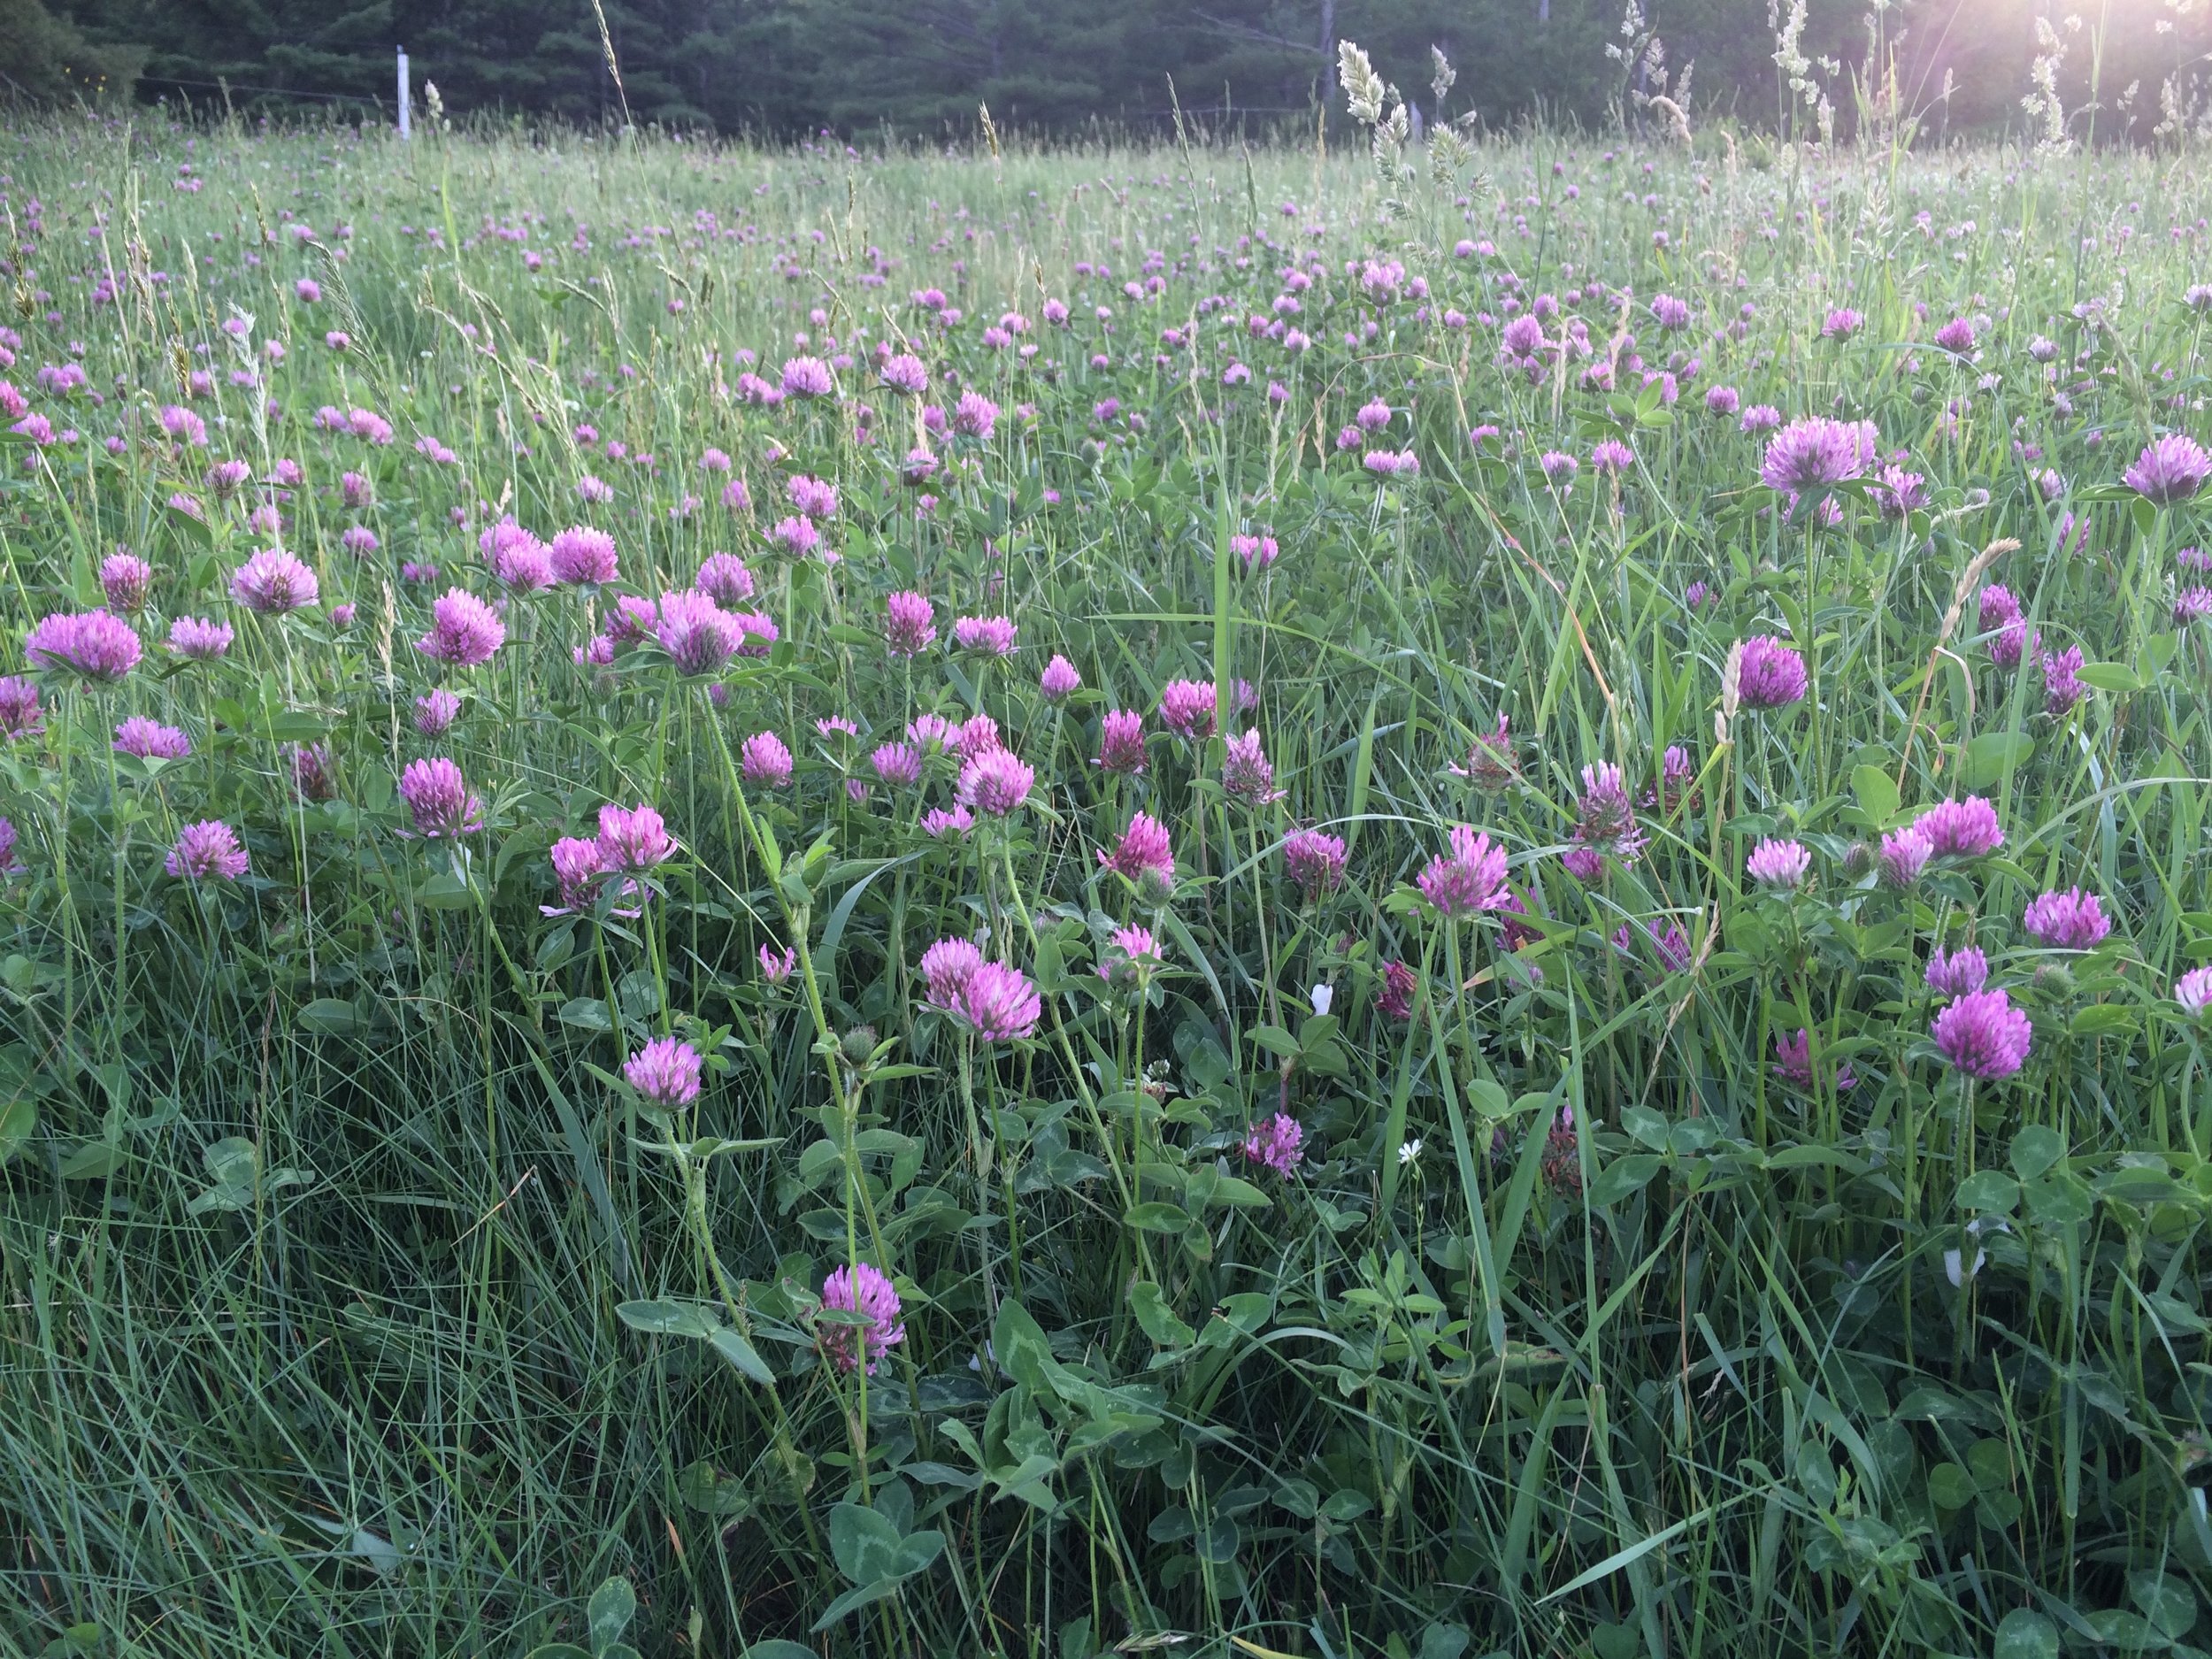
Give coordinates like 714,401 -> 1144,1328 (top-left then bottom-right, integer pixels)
526,1573 -> 639,1659
4,111 -> 2212,1659
0,0 -> 142,104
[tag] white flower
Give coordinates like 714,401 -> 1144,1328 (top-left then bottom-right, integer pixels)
1397,1138 -> 1424,1167
1310,983 -> 1334,1016
1943,1217 -> 2008,1286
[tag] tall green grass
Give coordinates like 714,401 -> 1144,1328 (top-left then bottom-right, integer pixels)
1,108 -> 2210,1659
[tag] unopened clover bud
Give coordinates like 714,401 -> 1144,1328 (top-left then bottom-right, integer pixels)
2032,963 -> 2076,1001
1135,864 -> 1176,911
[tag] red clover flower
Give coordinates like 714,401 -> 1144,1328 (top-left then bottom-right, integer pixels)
1932,988 -> 2032,1080
166,820 -> 250,881
818,1263 -> 905,1374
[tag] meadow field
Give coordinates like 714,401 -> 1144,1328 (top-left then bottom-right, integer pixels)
3,80 -> 2212,1659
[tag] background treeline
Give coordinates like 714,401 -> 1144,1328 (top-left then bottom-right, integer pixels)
0,0 -> 2205,147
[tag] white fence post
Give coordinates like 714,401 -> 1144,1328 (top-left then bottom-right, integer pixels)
397,48 -> 411,141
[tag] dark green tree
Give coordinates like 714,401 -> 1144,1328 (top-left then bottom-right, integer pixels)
0,0 -> 142,104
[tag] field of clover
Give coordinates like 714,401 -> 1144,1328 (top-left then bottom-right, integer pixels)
7,66 -> 2212,1659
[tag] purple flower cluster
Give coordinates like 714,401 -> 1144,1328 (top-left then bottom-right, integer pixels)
1158,680 -> 1217,741
1879,826 -> 1933,888
1746,838 -> 1810,890
549,526 -> 619,585
416,588 -> 506,667
953,615 -> 1017,657
1284,828 -> 1348,899
818,1262 -> 905,1374
1613,918 -> 1693,977
885,591 -> 937,657
742,730 -> 795,787
1241,1112 -> 1306,1176
918,938 -> 1040,1041
166,819 -> 250,881
2022,887 -> 2111,950
1924,945 -> 1989,998
1098,925 -> 1164,987
1772,1029 -> 1854,1093
1100,811 -> 1175,891
100,552 -> 153,612
2124,434 -> 2211,505
596,803 -> 677,872
229,549 -> 319,615
655,590 -> 742,676
1916,795 -> 2004,858
1040,656 -> 1081,702
2039,646 -> 2085,716
956,748 -> 1033,816
1220,731 -> 1284,806
399,757 -> 485,838
1978,585 -> 2031,669
1932,988 -> 2032,1080
7,142 -> 2210,1503
624,1036 -> 703,1107
1417,826 -> 1509,918
167,617 -> 233,661
26,611 -> 141,682
695,552 -> 756,607
1451,715 -> 1517,793
114,717 -> 189,760
1758,417 -> 1878,495
1096,710 -> 1148,773
1563,762 -> 1645,879
1735,637 -> 1808,710
0,677 -> 44,741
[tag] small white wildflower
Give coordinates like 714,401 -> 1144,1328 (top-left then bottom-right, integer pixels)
1398,1138 -> 1424,1167
1943,1217 -> 2008,1286
1310,984 -> 1334,1016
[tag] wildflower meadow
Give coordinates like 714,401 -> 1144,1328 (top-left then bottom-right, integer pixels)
8,53 -> 2212,1659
